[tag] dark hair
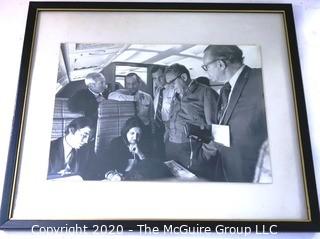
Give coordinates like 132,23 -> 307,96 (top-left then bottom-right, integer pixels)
120,116 -> 144,145
165,63 -> 191,80
125,73 -> 141,84
150,65 -> 165,75
204,45 -> 244,64
65,116 -> 95,135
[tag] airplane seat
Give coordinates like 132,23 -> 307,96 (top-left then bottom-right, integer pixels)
51,98 -> 84,140
95,100 -> 136,154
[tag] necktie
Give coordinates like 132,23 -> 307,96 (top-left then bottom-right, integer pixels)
155,88 -> 164,125
96,92 -> 104,103
64,149 -> 76,173
217,82 -> 231,123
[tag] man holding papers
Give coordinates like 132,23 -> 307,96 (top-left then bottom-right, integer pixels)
200,45 -> 268,182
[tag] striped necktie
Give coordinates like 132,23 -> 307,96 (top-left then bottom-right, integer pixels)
155,88 -> 164,124
64,149 -> 76,173
217,82 -> 231,123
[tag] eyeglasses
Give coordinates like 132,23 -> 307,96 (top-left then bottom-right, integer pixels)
202,58 -> 223,71
78,130 -> 95,142
168,74 -> 182,84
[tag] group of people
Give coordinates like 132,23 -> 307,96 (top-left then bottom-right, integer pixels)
47,45 -> 268,182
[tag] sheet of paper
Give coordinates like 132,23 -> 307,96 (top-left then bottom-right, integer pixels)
164,160 -> 198,180
211,124 -> 230,147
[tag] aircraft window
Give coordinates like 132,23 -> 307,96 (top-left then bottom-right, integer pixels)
115,76 -> 125,87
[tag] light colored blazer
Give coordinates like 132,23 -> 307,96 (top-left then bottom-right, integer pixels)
108,89 -> 154,126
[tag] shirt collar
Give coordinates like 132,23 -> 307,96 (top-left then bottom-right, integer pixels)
184,80 -> 198,95
88,88 -> 100,97
227,64 -> 245,90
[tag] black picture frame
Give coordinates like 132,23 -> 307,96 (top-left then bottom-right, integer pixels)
0,1 -> 319,233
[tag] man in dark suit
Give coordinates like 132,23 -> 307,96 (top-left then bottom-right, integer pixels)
200,45 -> 268,182
68,72 -> 110,119
47,117 -> 97,180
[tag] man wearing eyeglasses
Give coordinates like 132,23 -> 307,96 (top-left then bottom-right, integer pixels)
164,63 -> 218,178
200,45 -> 268,182
47,117 -> 98,180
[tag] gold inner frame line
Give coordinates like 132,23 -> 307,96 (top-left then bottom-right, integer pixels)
8,7 -> 310,223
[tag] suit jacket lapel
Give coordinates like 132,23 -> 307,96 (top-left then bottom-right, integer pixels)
55,137 -> 66,171
222,66 -> 251,124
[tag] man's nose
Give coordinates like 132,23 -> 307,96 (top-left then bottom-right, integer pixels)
133,134 -> 138,140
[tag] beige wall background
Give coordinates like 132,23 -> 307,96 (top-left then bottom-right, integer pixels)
0,0 -> 319,238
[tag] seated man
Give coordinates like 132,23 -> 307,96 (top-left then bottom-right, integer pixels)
68,72 -> 110,119
47,117 -> 97,180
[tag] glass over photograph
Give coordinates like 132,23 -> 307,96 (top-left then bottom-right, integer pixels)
48,43 -> 271,183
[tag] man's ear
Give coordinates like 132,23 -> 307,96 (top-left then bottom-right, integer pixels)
87,82 -> 94,89
217,60 -> 227,70
180,73 -> 188,82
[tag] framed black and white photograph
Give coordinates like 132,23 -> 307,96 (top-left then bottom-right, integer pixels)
0,1 -> 319,233
48,43 -> 268,183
